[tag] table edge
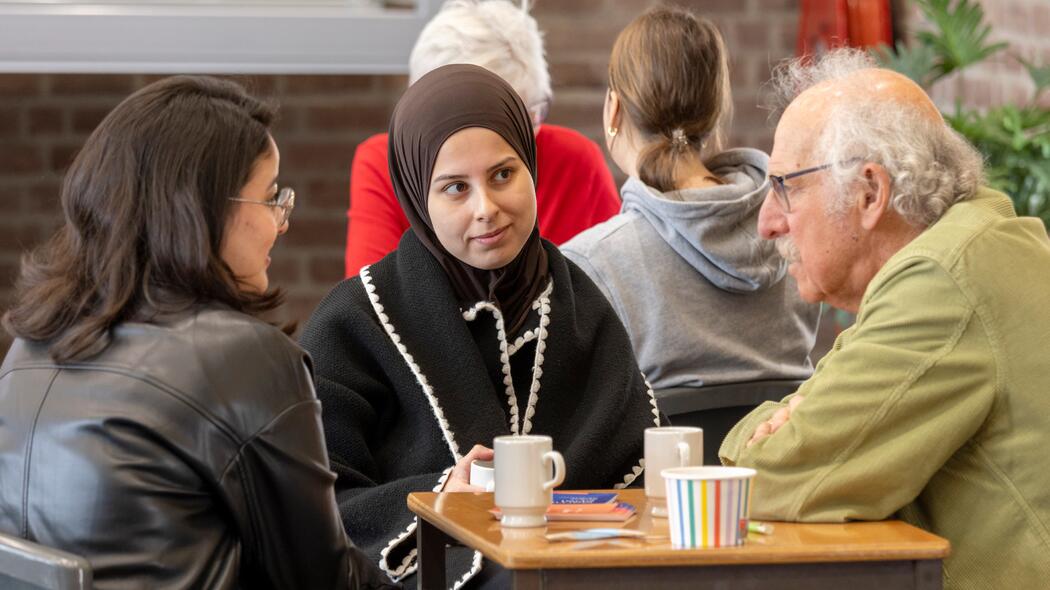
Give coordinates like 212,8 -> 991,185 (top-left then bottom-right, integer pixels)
407,492 -> 951,570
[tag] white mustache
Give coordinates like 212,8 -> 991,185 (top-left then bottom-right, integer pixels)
776,237 -> 801,263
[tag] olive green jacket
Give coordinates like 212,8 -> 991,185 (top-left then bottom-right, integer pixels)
720,188 -> 1050,590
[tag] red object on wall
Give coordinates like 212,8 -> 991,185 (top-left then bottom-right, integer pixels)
847,0 -> 893,48
798,0 -> 892,58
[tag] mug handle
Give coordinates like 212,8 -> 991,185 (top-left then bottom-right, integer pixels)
542,450 -> 566,491
676,441 -> 691,466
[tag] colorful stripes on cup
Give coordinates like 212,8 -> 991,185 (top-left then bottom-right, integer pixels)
662,466 -> 757,549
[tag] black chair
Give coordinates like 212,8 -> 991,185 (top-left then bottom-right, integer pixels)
0,532 -> 92,590
655,379 -> 804,466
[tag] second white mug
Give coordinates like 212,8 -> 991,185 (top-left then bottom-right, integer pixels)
493,434 -> 566,528
469,459 -> 495,492
644,426 -> 703,517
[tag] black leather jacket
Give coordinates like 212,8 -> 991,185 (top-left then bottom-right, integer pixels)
0,307 -> 397,589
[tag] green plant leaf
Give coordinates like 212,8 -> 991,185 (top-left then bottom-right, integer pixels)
947,105 -> 1050,227
1017,55 -> 1050,101
878,1 -> 1050,230
915,0 -> 1008,80
872,42 -> 939,88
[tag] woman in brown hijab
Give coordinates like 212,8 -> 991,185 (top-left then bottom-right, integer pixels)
301,64 -> 661,587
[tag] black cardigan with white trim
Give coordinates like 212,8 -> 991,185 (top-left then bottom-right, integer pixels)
300,232 -> 661,587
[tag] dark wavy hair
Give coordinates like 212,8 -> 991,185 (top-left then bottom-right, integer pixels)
3,75 -> 284,362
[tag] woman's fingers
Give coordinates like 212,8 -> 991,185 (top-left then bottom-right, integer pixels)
442,444 -> 496,492
465,444 -> 495,462
446,444 -> 495,490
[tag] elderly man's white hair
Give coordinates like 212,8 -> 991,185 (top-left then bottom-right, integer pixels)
408,0 -> 552,110
770,48 -> 985,227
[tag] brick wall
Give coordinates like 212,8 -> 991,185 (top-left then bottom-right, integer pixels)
0,0 -> 800,353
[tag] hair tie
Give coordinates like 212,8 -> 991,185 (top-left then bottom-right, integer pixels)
670,128 -> 689,151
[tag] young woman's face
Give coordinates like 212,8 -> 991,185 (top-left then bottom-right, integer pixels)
427,127 -> 536,270
221,136 -> 287,293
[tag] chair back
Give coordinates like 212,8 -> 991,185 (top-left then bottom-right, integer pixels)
0,532 -> 92,590
655,379 -> 804,416
655,379 -> 805,465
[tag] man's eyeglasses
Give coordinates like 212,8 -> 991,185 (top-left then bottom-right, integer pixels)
768,163 -> 835,213
769,159 -> 868,212
228,187 -> 296,226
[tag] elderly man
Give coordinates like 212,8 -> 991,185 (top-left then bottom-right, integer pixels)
719,49 -> 1050,589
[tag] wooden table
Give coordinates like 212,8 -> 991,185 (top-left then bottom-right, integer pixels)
407,489 -> 950,590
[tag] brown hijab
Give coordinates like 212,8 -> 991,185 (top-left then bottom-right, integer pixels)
388,64 -> 549,337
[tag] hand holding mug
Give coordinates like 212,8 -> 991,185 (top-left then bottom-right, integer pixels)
442,444 -> 494,493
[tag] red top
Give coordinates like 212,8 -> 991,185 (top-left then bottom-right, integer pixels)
345,124 -> 621,277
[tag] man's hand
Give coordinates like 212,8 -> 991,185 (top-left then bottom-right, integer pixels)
747,395 -> 805,448
442,444 -> 494,492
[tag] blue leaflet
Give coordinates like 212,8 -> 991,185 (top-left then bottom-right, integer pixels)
552,492 -> 618,505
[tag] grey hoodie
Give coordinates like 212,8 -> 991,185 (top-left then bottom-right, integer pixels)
561,148 -> 820,389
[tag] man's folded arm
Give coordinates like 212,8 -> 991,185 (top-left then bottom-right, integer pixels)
722,257 -> 996,522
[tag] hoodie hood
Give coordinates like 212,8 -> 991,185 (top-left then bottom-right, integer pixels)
619,147 -> 785,293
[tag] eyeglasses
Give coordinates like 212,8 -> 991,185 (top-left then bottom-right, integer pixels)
768,163 -> 835,213
228,187 -> 296,226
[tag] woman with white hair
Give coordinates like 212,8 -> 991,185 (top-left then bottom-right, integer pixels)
344,0 -> 620,277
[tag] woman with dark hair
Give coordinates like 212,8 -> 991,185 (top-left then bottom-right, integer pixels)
561,6 -> 820,464
301,64 -> 660,588
0,76 -> 394,589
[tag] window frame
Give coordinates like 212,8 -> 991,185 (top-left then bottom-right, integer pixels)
0,1 -> 439,74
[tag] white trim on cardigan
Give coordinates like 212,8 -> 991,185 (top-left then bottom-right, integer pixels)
361,265 -> 461,461
462,300 -> 518,434
451,550 -> 484,590
364,268 -> 634,583
375,469 -> 483,588
507,327 -> 537,356
522,280 -> 553,434
362,267 -> 485,589
613,373 -> 662,489
461,279 -> 553,436
377,467 -> 451,581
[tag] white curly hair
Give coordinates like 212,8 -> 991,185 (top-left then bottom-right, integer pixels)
770,48 -> 985,227
408,0 -> 552,111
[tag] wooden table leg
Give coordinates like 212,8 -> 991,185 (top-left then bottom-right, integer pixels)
511,569 -> 542,590
417,519 -> 454,590
913,559 -> 943,590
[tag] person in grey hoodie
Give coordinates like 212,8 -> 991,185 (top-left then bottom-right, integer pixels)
561,6 -> 820,461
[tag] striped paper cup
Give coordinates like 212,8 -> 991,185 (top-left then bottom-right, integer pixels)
662,466 -> 757,549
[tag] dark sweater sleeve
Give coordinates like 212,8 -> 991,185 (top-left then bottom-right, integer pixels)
211,318 -> 398,590
230,397 -> 399,590
299,280 -> 448,580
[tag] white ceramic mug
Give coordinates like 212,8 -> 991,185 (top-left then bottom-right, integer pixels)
644,426 -> 703,517
494,435 -> 566,528
469,459 -> 495,492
